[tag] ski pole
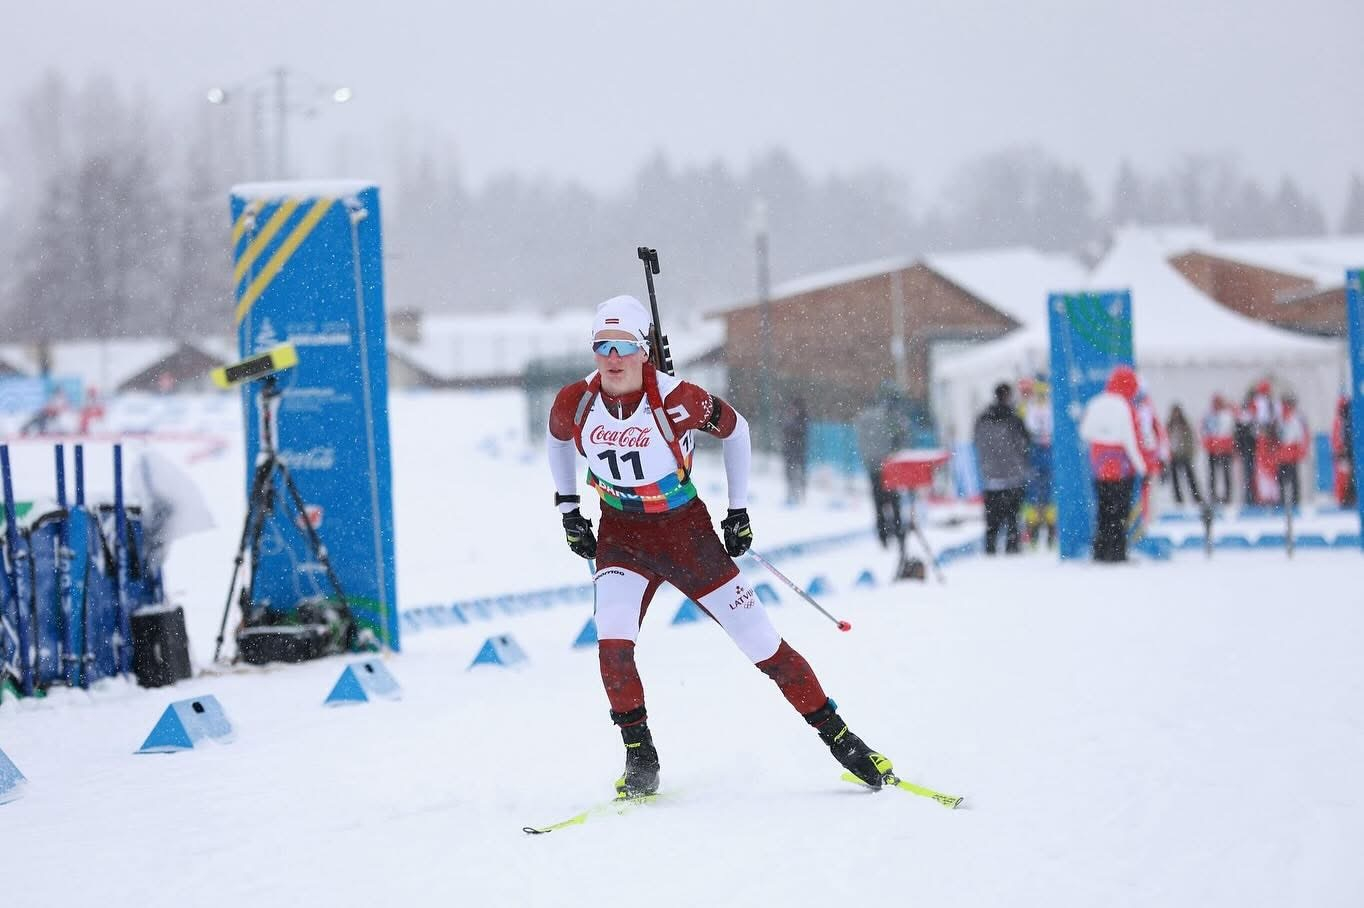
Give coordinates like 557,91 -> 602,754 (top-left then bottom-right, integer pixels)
747,550 -> 851,632
1285,497 -> 1294,559
906,491 -> 945,583
112,444 -> 133,677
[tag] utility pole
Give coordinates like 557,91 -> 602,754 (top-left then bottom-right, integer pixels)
250,88 -> 267,180
752,199 -> 774,454
274,67 -> 289,179
890,267 -> 908,390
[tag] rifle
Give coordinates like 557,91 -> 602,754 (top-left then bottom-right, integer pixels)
636,246 -> 674,375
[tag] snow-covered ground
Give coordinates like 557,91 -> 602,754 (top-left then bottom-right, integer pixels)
3,390 -> 1363,907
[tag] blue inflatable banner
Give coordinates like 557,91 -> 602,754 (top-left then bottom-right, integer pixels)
229,181 -> 399,650
1048,290 -> 1134,560
1346,271 -> 1364,547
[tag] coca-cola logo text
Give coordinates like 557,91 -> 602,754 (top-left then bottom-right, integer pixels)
588,425 -> 652,448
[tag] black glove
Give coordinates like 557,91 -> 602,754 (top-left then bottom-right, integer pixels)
562,508 -> 597,559
721,508 -> 753,557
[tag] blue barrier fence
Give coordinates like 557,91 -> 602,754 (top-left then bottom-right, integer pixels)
399,524 -> 1005,636
401,515 -> 1363,637
400,527 -> 873,634
1144,531 -> 1360,551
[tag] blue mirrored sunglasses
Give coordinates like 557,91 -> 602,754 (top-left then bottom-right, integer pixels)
592,339 -> 644,357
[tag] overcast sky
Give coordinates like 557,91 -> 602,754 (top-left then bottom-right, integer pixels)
7,0 -> 1362,209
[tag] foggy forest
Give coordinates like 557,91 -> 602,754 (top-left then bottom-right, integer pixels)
3,72 -> 1362,342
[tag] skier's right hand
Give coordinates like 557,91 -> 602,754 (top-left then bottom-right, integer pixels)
562,508 -> 597,559
721,508 -> 753,557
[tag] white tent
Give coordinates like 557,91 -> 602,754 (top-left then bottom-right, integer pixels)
924,247 -> 1088,327
933,228 -> 1347,442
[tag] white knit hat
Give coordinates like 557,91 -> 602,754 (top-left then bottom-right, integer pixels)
592,295 -> 652,346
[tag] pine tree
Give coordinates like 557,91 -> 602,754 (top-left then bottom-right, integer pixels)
1340,173 -> 1364,234
1220,179 -> 1273,239
170,119 -> 233,338
1270,176 -> 1326,237
1109,159 -> 1146,227
11,81 -> 175,340
942,147 -> 1097,252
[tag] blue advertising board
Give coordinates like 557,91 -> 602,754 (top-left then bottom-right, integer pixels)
229,181 -> 399,649
1346,271 -> 1364,547
0,376 -> 84,422
1048,290 -> 1134,560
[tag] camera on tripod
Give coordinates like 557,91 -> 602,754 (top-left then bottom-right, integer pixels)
211,344 -> 357,667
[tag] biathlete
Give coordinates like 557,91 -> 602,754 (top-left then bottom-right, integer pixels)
546,295 -> 892,797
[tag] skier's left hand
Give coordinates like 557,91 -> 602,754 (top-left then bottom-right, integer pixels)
562,508 -> 597,559
721,508 -> 753,557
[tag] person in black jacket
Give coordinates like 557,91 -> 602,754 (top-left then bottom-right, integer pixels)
1166,404 -> 1203,506
1233,391 -> 1258,506
972,383 -> 1032,555
781,395 -> 810,505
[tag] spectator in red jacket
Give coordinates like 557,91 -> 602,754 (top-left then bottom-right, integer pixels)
79,387 -> 105,435
1275,394 -> 1309,509
1201,394 -> 1235,506
1333,395 -> 1356,507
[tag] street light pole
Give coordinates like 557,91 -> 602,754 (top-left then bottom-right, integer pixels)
206,67 -> 351,180
250,88 -> 267,180
274,67 -> 289,179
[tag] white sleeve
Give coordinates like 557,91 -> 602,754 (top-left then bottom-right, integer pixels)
547,433 -> 582,513
1078,401 -> 1098,442
721,411 -> 752,510
1120,406 -> 1148,476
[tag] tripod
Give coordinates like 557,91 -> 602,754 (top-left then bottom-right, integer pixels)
892,488 -> 945,584
213,375 -> 352,663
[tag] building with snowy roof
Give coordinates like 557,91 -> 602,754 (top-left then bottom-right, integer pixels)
711,247 -> 1087,433
0,338 -> 232,394
1169,234 -> 1364,337
933,228 -> 1347,442
0,351 -> 25,377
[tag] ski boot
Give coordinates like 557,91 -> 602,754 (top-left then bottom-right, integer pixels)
804,699 -> 893,789
611,707 -> 660,799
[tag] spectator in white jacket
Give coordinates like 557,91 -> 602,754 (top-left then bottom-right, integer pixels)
1079,365 -> 1147,562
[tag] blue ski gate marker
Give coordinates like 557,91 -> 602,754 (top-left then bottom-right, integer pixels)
0,746 -> 25,804
325,659 -> 402,706
468,634 -> 529,669
671,599 -> 704,625
572,617 -> 598,648
137,695 -> 235,754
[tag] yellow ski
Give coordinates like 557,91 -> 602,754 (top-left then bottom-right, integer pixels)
841,771 -> 964,809
523,792 -> 661,835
